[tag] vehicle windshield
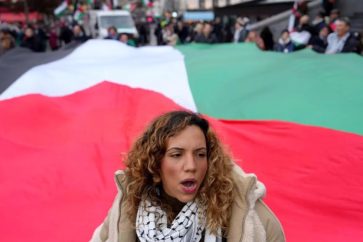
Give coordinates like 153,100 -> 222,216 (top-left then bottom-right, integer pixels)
99,15 -> 134,29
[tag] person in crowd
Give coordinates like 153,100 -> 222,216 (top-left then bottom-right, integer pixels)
105,26 -> 118,40
328,9 -> 340,31
118,33 -> 136,47
276,29 -> 295,53
48,26 -> 59,51
223,16 -> 234,43
292,0 -> 309,28
308,25 -> 331,53
323,0 -> 337,16
71,23 -> 89,43
289,15 -> 314,51
212,17 -> 224,43
245,31 -> 259,43
154,19 -> 165,46
59,20 -> 73,46
312,11 -> 328,35
20,25 -> 44,52
175,20 -> 189,44
119,33 -> 128,44
233,17 -> 249,43
33,22 -> 47,52
0,21 -> 21,44
90,110 -> 285,242
137,22 -> 149,46
325,17 -> 361,54
0,28 -> 16,56
260,26 -> 274,51
244,30 -> 266,50
154,12 -> 173,46
194,23 -> 218,44
190,22 -> 203,42
162,22 -> 179,46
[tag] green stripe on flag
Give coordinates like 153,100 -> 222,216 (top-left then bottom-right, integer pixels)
178,43 -> 363,135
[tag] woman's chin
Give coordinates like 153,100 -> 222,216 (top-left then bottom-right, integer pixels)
175,193 -> 197,203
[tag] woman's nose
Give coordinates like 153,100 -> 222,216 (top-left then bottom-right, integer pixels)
184,153 -> 197,172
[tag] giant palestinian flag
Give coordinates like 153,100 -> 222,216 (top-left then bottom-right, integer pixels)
1,40 -> 363,242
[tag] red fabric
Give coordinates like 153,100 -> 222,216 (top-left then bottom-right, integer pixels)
0,82 -> 363,241
211,119 -> 363,241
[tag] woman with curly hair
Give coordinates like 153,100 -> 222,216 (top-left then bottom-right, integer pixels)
91,111 -> 285,242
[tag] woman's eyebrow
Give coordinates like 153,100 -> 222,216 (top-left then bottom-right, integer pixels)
166,147 -> 207,152
166,147 -> 184,152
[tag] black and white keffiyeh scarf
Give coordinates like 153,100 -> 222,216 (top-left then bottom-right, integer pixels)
136,199 -> 220,242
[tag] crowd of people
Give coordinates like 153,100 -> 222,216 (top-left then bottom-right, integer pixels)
0,20 -> 90,55
0,17 -> 153,56
154,5 -> 362,55
154,16 -> 274,51
275,9 -> 362,54
0,1 -> 362,56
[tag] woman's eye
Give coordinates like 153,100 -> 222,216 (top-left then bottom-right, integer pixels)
198,153 -> 207,158
170,153 -> 181,158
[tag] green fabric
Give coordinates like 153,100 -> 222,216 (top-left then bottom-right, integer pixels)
177,43 -> 363,135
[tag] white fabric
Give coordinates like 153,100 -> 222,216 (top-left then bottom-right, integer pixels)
0,40 -> 197,112
290,31 -> 311,45
242,181 -> 266,242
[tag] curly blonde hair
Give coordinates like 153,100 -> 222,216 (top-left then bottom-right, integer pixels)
123,110 -> 235,234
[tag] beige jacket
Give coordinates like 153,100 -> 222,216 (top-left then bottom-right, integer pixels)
90,165 -> 285,242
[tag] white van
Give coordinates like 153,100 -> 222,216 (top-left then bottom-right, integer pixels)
88,10 -> 138,38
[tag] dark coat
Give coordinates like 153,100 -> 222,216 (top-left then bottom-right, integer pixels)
341,33 -> 362,54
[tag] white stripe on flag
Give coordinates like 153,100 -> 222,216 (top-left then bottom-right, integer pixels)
0,40 -> 197,112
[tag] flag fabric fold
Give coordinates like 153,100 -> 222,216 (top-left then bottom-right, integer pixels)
1,41 -> 363,242
0,40 -> 197,112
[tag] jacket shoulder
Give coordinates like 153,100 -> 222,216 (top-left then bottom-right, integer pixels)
230,165 -> 285,242
231,165 -> 265,207
255,200 -> 286,242
90,170 -> 136,242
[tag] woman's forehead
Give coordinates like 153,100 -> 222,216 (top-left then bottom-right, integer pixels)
165,126 -> 206,147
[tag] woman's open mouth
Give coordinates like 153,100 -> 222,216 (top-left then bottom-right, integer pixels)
181,179 -> 197,193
